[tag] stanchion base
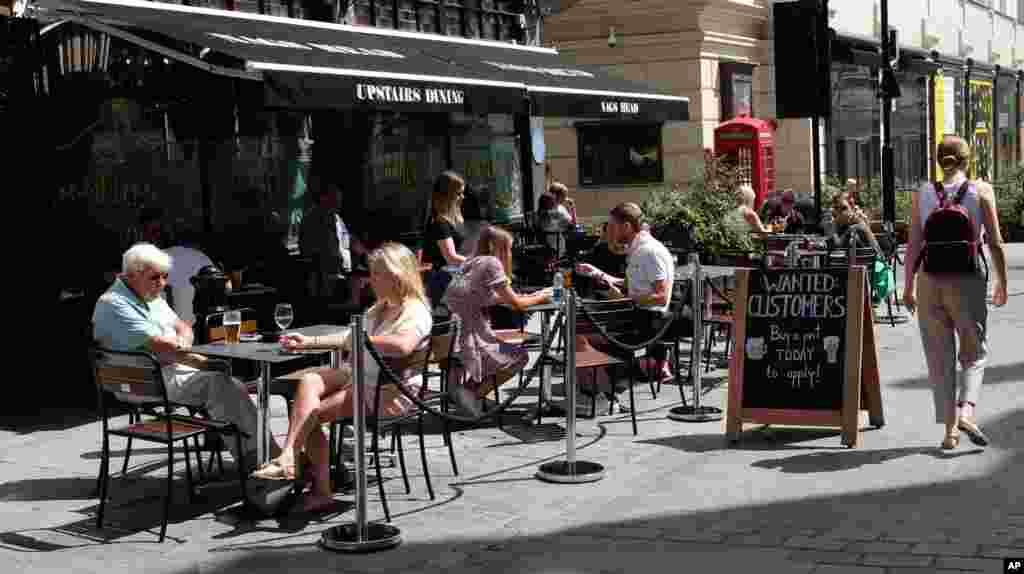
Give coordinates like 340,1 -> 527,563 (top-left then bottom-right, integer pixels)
667,405 -> 724,423
320,523 -> 402,553
535,460 -> 605,484
874,312 -> 910,324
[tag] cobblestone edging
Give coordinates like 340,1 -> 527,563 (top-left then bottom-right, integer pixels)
572,522 -> 1022,573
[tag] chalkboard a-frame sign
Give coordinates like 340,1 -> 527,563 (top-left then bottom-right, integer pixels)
726,266 -> 884,448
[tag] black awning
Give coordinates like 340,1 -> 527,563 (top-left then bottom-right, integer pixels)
38,0 -> 688,121
40,0 -> 528,113
427,43 -> 690,122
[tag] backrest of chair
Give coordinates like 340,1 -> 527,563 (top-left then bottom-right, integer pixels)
427,319 -> 459,364
206,307 -> 259,342
576,299 -> 634,338
90,347 -> 168,406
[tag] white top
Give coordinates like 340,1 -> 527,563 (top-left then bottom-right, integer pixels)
626,231 -> 675,313
164,246 -> 215,325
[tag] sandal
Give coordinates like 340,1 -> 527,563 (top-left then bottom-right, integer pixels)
957,417 -> 989,446
941,428 -> 960,450
251,452 -> 300,481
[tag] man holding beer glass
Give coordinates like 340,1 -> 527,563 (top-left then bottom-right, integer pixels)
93,243 -> 278,470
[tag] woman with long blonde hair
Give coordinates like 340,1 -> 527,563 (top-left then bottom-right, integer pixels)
252,242 -> 433,512
904,136 -> 1008,449
442,225 -> 552,415
425,170 -> 468,309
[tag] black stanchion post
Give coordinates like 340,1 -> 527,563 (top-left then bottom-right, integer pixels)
322,314 -> 402,552
669,253 -> 723,422
536,289 -> 605,483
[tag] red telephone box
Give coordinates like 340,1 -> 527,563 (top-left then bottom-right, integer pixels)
714,116 -> 776,209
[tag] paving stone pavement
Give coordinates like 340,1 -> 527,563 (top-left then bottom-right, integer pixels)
2,245 -> 1022,574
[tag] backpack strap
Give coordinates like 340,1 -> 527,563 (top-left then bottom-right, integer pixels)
933,182 -> 946,208
953,180 -> 971,205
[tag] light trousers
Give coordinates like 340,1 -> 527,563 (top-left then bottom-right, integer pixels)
916,272 -> 988,424
166,367 -> 259,458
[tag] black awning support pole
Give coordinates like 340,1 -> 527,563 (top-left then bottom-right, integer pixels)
516,99 -> 534,218
200,140 -> 213,234
879,0 -> 896,232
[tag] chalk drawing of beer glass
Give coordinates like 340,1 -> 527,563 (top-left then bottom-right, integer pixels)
745,337 -> 766,361
823,336 -> 840,364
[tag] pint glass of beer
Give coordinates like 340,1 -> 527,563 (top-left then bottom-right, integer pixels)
224,310 -> 241,344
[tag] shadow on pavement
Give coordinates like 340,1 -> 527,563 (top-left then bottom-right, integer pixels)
181,407 -> 1022,574
0,407 -> 98,435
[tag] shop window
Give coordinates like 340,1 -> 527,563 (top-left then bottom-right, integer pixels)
577,124 -> 663,187
720,62 -> 755,120
351,0 -> 524,42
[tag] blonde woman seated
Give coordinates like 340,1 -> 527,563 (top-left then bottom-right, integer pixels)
251,242 -> 433,513
724,184 -> 770,236
442,225 -> 553,416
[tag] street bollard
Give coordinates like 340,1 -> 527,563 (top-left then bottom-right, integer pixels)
669,253 -> 723,423
321,314 -> 402,552
536,289 -> 605,483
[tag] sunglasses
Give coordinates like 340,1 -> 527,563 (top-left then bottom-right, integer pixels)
147,272 -> 169,281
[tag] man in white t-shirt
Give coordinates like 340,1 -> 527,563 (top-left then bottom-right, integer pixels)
577,203 -> 676,408
164,230 -> 215,325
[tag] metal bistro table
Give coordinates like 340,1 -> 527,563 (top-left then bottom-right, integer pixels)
515,297 -> 615,419
191,324 -> 349,466
669,261 -> 739,423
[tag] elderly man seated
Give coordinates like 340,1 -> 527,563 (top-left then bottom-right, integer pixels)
92,243 -> 280,471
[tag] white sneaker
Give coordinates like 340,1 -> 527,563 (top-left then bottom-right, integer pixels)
610,393 -> 631,414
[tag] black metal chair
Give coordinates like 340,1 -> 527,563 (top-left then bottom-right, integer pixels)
90,346 -> 248,542
328,328 -> 458,522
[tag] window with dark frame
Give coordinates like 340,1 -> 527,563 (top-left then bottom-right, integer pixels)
351,0 -> 526,42
577,124 -> 664,187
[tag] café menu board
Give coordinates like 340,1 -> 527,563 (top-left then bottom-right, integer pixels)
741,268 -> 848,411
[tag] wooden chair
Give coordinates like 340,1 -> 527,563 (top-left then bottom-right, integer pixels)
90,346 -> 248,542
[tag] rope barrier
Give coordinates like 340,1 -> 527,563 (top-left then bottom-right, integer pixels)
362,319 -> 558,425
572,288 -> 677,353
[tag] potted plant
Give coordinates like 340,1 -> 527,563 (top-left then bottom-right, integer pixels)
641,154 -> 758,263
493,185 -> 515,224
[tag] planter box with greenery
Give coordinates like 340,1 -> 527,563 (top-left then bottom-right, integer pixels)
640,155 -> 758,262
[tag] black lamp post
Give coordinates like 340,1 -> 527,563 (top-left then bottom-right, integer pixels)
878,0 -> 899,234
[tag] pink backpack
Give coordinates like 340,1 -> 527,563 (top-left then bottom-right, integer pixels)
915,181 -> 980,274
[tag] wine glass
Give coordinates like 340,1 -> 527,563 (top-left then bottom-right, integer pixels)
274,303 -> 294,332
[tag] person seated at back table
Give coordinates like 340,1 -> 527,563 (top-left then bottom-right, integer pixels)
549,181 -> 578,225
254,242 -> 433,513
829,191 -> 884,258
164,227 -> 215,326
580,222 -> 628,299
762,189 -> 806,234
92,243 -> 280,471
725,184 -> 771,237
536,190 -> 572,257
442,225 -> 554,416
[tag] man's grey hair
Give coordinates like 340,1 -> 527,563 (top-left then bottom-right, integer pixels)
123,243 -> 173,275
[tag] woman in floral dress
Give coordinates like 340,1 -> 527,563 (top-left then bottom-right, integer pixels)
442,225 -> 552,416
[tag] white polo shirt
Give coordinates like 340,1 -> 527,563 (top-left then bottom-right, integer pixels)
626,231 -> 674,313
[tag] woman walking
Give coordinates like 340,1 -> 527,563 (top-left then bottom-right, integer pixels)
903,136 -> 1009,449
